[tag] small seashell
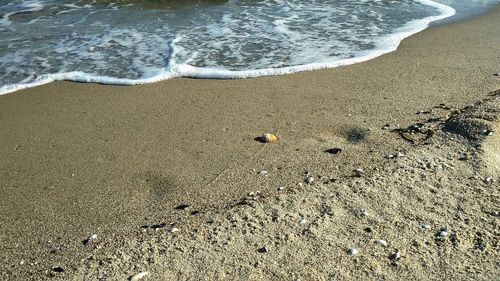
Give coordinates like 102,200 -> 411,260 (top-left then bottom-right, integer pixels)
299,218 -> 307,225
277,186 -> 285,191
89,234 -> 97,240
490,211 -> 499,217
170,227 -> 179,233
260,133 -> 278,143
484,177 -> 493,183
130,271 -> 149,281
347,248 -> 359,255
374,239 -> 388,247
421,224 -> 431,229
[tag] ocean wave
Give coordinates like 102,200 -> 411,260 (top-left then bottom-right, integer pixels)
0,0 -> 457,95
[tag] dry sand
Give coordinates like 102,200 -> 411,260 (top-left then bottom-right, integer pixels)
0,5 -> 499,281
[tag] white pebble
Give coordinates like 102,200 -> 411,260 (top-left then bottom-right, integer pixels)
130,271 -> 149,281
170,227 -> 179,233
392,251 -> 401,260
360,210 -> 369,217
299,218 -> 307,225
438,230 -> 449,237
89,234 -> 97,240
258,170 -> 268,176
491,211 -> 499,217
421,224 -> 431,229
347,248 -> 359,255
374,240 -> 388,247
305,175 -> 314,184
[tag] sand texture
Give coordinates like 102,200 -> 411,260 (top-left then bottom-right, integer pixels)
0,5 -> 499,281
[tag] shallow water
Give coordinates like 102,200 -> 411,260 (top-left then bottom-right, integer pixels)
0,0 -> 498,95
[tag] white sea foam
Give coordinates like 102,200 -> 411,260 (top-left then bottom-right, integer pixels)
0,0 -> 476,94
0,0 -> 457,95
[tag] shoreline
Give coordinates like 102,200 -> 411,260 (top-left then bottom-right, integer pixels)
0,0 -> 457,96
1,4 -> 500,280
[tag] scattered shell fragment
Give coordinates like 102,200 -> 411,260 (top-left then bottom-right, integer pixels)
82,234 -> 98,245
299,218 -> 307,225
170,227 -> 179,233
258,170 -> 268,176
353,168 -> 364,177
347,248 -> 359,255
484,177 -> 493,183
374,240 -> 388,247
360,209 -> 369,217
130,271 -> 149,281
386,151 -> 405,159
421,224 -> 431,229
277,186 -> 285,191
390,250 -> 401,260
437,229 -> 449,238
260,133 -> 278,143
305,175 -> 314,185
481,129 -> 494,136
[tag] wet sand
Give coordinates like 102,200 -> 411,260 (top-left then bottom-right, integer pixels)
0,5 -> 499,280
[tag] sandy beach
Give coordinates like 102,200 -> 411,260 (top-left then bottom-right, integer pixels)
0,5 -> 499,280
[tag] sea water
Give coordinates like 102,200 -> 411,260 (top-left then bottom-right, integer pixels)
0,0 -> 498,95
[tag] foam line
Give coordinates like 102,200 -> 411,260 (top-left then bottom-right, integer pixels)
0,0 -> 456,96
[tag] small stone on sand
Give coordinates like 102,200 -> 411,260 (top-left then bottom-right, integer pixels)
325,148 -> 342,154
258,170 -> 268,176
347,248 -> 359,255
305,175 -> 314,184
360,209 -> 369,217
257,246 -> 268,253
130,271 -> 149,281
374,240 -> 388,247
